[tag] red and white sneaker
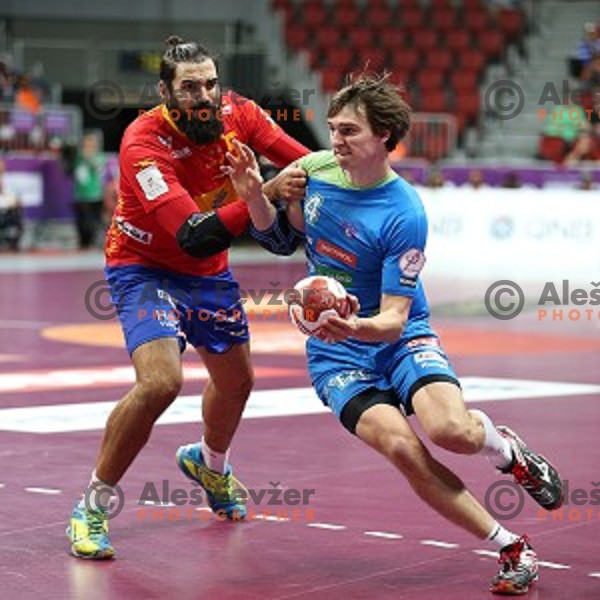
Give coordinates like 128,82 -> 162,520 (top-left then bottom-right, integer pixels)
497,426 -> 563,510
490,535 -> 538,595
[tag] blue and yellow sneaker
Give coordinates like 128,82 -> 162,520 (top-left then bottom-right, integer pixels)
176,443 -> 247,519
67,501 -> 115,559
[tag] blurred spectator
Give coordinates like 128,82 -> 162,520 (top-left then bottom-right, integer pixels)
15,75 -> 42,114
575,23 -> 600,72
0,158 -> 23,252
500,171 -> 522,188
73,132 -> 106,249
538,99 -> 588,162
463,169 -> 490,190
399,169 -> 416,185
0,60 -> 15,102
425,168 -> 446,188
581,52 -> 600,124
578,172 -> 596,190
564,130 -> 600,165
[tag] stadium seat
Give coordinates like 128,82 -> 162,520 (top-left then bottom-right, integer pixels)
424,49 -> 453,73
399,8 -> 425,32
347,27 -> 373,49
412,30 -> 439,52
391,48 -> 419,73
458,49 -> 487,75
478,30 -> 504,60
417,70 -> 445,92
455,90 -> 481,125
499,8 -> 525,42
367,6 -> 393,29
381,27 -> 408,51
325,47 -> 355,70
419,91 -> 448,113
333,7 -> 361,29
321,67 -> 344,93
445,30 -> 471,53
314,26 -> 343,49
361,49 -> 387,72
431,9 -> 456,34
450,70 -> 479,94
302,5 -> 328,28
285,26 -> 309,51
465,9 -> 490,36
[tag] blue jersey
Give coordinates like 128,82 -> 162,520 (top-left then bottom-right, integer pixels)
299,150 -> 430,337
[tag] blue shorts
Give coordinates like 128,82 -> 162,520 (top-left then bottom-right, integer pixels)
105,265 -> 249,356
307,331 -> 459,419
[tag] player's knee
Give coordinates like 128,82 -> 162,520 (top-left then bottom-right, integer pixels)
139,371 -> 183,404
384,434 -> 424,476
428,418 -> 480,454
216,368 -> 254,400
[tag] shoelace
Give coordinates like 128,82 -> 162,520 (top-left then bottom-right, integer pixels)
499,536 -> 529,570
202,470 -> 248,503
86,510 -> 106,538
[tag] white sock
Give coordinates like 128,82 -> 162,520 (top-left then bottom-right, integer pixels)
201,437 -> 229,474
486,522 -> 520,549
471,409 -> 513,469
86,470 -> 116,511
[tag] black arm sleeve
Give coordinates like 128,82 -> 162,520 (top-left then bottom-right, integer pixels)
250,203 -> 305,256
176,212 -> 235,258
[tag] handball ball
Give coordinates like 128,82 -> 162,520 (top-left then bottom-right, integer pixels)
288,275 -> 352,336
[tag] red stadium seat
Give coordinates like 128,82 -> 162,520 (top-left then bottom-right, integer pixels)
334,7 -> 361,29
302,5 -> 328,28
417,70 -> 445,92
285,28 -> 310,51
499,8 -> 525,42
381,27 -> 409,51
432,9 -> 457,34
321,67 -> 344,93
478,30 -> 504,60
458,49 -> 487,75
399,8 -> 425,32
412,29 -> 439,52
361,49 -> 387,72
429,0 -> 453,10
465,9 -> 490,36
424,50 -> 453,73
450,70 -> 479,94
325,47 -> 355,69
445,30 -> 471,53
455,90 -> 481,124
367,6 -> 394,29
347,27 -> 373,49
463,0 -> 484,9
314,26 -> 343,49
392,48 -> 419,73
419,91 -> 449,113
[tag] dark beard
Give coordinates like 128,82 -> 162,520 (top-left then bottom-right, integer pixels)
168,95 -> 224,145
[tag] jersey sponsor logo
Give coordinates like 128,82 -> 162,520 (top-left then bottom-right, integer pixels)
326,369 -> 372,391
157,135 -> 173,148
115,218 -> 153,245
399,248 -> 426,277
340,220 -> 358,239
172,146 -> 192,159
314,265 -> 353,287
304,193 -> 323,225
134,159 -> 157,169
400,277 -> 417,288
135,165 -> 169,201
316,239 -> 357,268
407,336 -> 440,349
414,350 -> 448,367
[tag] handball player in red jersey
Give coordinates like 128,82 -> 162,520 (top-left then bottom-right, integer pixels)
67,35 -> 309,559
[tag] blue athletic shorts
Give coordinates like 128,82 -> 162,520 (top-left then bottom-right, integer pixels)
105,265 -> 249,356
307,331 -> 459,418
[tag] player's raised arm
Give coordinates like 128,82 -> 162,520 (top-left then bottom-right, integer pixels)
224,139 -> 304,256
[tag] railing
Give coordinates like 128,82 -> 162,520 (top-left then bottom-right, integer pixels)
404,113 -> 458,162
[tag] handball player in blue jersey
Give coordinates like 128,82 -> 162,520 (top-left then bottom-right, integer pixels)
224,75 -> 564,595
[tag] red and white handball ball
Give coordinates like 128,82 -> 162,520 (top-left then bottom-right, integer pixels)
288,275 -> 352,336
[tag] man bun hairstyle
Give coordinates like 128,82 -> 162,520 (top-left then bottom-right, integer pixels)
160,35 -> 216,88
328,72 -> 412,152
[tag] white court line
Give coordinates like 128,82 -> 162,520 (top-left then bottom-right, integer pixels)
262,515 -> 289,522
307,523 -> 346,531
364,531 -> 403,540
24,487 -> 62,495
0,483 -> 5,489
589,573 -> 600,578
537,561 -> 571,570
473,549 -> 498,558
421,540 -> 459,549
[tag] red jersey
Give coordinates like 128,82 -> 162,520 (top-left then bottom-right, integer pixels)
106,91 -> 308,275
